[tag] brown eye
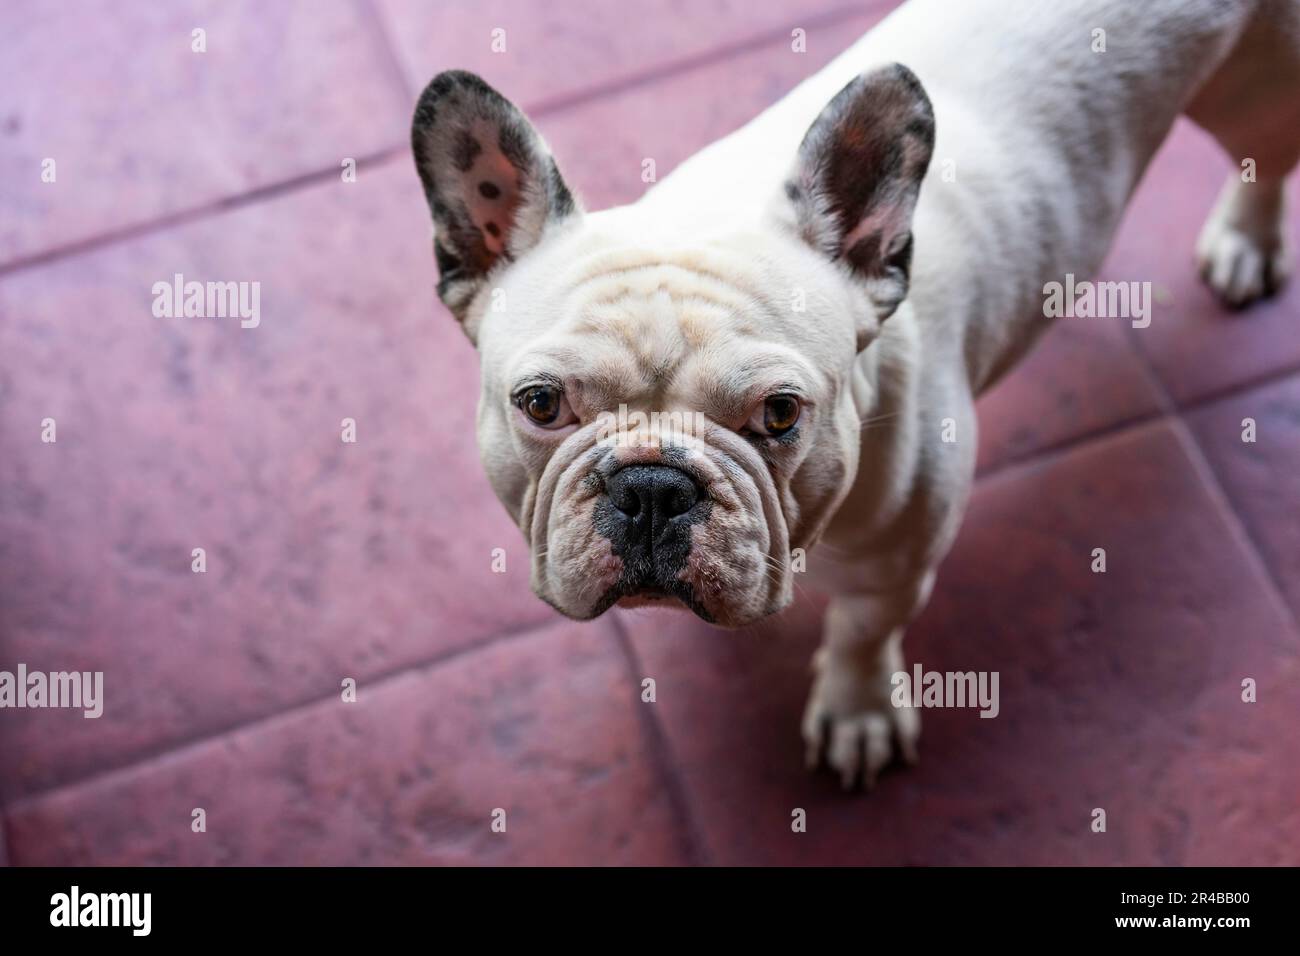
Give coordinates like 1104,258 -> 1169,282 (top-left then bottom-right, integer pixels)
744,394 -> 802,437
523,386 -> 559,423
763,395 -> 801,435
516,384 -> 575,429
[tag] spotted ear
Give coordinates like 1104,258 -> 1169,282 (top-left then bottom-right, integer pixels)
783,63 -> 934,331
411,70 -> 582,325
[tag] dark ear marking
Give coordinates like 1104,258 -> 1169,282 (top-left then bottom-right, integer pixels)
411,70 -> 582,325
450,131 -> 482,173
547,157 -> 577,219
785,62 -> 935,326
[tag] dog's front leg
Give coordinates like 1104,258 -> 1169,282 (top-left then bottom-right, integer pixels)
802,570 -> 936,790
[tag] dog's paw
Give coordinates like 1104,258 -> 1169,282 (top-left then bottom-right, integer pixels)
1196,224 -> 1290,308
801,656 -> 919,791
1195,180 -> 1291,310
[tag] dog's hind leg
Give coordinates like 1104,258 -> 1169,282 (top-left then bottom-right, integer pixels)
1185,0 -> 1300,307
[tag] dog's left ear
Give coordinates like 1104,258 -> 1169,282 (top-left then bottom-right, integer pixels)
411,70 -> 582,330
782,63 -> 935,340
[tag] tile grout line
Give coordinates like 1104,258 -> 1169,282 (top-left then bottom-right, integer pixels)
975,356 -> 1300,488
2,613 -> 559,816
0,2 -> 880,281
1123,322 -> 1300,635
609,611 -> 715,867
0,145 -> 408,280
974,407 -> 1169,486
0,0 -> 416,280
520,3 -> 884,120
1167,358 -> 1300,416
1169,412 -> 1300,634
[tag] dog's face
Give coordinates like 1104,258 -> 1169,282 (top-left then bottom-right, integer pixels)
411,68 -> 933,627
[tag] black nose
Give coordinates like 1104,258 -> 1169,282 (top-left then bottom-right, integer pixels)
604,465 -> 701,546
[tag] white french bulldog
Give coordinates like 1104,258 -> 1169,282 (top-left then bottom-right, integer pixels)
411,0 -> 1299,788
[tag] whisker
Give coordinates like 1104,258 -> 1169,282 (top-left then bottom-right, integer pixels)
859,411 -> 901,432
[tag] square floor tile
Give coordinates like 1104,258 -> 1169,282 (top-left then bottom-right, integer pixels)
5,619 -> 688,865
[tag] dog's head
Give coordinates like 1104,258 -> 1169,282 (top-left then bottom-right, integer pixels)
411,66 -> 933,627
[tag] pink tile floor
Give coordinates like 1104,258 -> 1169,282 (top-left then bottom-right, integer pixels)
1,1 -> 1297,865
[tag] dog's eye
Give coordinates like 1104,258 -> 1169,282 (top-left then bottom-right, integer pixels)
516,385 -> 575,429
746,394 -> 802,437
764,396 -> 801,434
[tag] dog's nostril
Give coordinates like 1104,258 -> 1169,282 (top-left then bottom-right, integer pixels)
610,483 -> 641,517
657,475 -> 697,518
606,465 -> 699,522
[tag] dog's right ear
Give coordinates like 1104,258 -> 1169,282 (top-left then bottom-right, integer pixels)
411,71 -> 582,330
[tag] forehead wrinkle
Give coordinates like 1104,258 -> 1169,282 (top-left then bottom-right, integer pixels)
538,255 -> 794,412
685,341 -> 820,420
557,247 -> 765,300
564,257 -> 763,318
566,293 -> 684,394
575,351 -> 649,412
638,289 -> 688,382
559,242 -> 776,331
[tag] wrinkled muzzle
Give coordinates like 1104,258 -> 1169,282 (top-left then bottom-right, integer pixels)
523,418 -> 793,627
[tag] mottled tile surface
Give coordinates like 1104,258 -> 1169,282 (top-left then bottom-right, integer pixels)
0,0 -> 408,266
7,619 -> 689,866
1186,372 -> 1300,620
374,0 -> 890,110
975,315 -> 1160,473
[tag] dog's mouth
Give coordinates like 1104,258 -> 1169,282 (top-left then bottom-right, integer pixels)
597,580 -> 716,623
618,585 -> 670,603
